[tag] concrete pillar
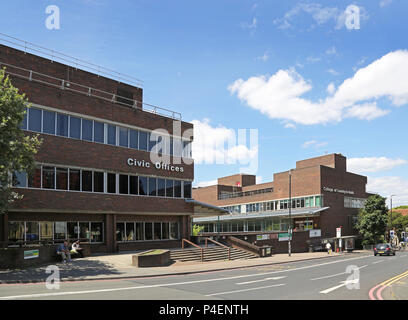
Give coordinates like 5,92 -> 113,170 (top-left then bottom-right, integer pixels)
105,214 -> 115,253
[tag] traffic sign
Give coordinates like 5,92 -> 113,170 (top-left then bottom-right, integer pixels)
336,227 -> 341,238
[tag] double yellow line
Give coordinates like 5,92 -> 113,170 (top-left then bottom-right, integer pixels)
379,270 -> 408,288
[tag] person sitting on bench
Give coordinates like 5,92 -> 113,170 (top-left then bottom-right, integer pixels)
71,240 -> 84,258
57,241 -> 72,263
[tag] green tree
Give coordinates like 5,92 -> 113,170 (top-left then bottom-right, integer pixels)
0,68 -> 42,214
192,224 -> 205,236
389,211 -> 408,238
355,194 -> 388,245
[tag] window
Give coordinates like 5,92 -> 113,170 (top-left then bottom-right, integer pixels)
79,222 -> 90,241
129,129 -> 138,149
139,131 -> 148,151
139,177 -> 147,195
69,116 -> 81,139
108,125 -> 116,145
129,176 -> 138,195
56,168 -> 68,190
54,222 -> 67,240
69,169 -> 80,191
170,222 -> 178,239
126,222 -> 135,241
119,127 -> 129,147
135,222 -> 144,240
57,114 -> 68,137
14,171 -> 27,187
25,222 -> 39,241
148,177 -> 157,196
145,222 -> 153,240
43,110 -> 56,134
67,222 -> 79,239
93,121 -> 104,143
107,173 -> 116,193
174,180 -> 181,198
8,222 -> 25,241
93,171 -> 104,193
166,179 -> 174,197
154,222 -> 161,240
183,181 -> 192,198
28,108 -> 42,132
157,178 -> 165,197
21,108 -> 28,130
82,119 -> 93,141
42,166 -> 55,189
149,133 -> 157,153
173,138 -> 182,157
116,222 -> 125,242
315,196 -> 321,207
40,222 -> 53,240
82,170 -> 93,192
90,222 -> 103,243
162,223 -> 169,239
119,174 -> 129,194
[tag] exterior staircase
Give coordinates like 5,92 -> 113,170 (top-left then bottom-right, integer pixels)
170,245 -> 258,262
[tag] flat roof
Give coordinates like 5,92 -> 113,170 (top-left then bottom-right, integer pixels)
185,199 -> 229,217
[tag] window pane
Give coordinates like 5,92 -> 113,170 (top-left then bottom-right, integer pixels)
28,108 -> 42,132
42,166 -> 55,189
139,177 -> 147,195
108,125 -> 116,145
26,222 -> 39,242
166,179 -> 173,197
28,167 -> 41,188
90,222 -> 103,243
162,223 -> 169,239
119,127 -> 129,147
145,222 -> 153,240
82,170 -> 92,192
56,168 -> 68,190
174,180 -> 181,198
149,133 -> 157,153
170,222 -> 178,240
148,177 -> 157,196
126,222 -> 135,241
94,121 -> 104,143
129,129 -> 138,149
54,222 -> 67,240
8,222 -> 25,242
69,169 -> 80,191
69,116 -> 81,139
154,222 -> 161,240
107,173 -> 116,193
139,131 -> 147,151
183,181 -> 192,198
119,174 -> 129,194
82,119 -> 93,141
116,223 -> 125,242
67,222 -> 79,240
13,171 -> 27,188
79,222 -> 90,241
40,222 -> 53,240
43,110 -> 55,134
129,175 -> 138,195
21,107 -> 28,130
135,222 -> 144,240
94,171 -> 104,193
173,138 -> 182,157
157,178 -> 165,197
57,114 -> 68,137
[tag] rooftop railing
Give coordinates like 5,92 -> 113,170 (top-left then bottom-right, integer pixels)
218,187 -> 274,200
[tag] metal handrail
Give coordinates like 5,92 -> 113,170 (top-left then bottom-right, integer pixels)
0,32 -> 143,88
0,61 -> 182,120
205,237 -> 231,260
181,238 -> 203,261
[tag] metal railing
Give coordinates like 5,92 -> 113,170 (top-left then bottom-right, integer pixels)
205,237 -> 231,260
226,236 -> 262,256
0,61 -> 182,120
181,238 -> 203,261
0,32 -> 143,88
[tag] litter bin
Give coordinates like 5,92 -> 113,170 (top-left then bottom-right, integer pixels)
260,246 -> 272,257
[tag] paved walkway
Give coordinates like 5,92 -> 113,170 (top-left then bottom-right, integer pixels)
0,250 -> 367,284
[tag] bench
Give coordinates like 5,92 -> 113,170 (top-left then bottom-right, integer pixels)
54,251 -> 81,262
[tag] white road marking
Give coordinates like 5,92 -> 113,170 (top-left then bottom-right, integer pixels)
372,260 -> 385,264
319,265 -> 367,294
0,254 -> 372,300
311,264 -> 368,281
236,276 -> 286,285
206,284 -> 286,296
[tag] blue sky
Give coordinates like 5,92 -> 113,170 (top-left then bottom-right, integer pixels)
2,0 -> 408,206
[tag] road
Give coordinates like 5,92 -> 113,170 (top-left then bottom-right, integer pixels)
1,252 -> 408,300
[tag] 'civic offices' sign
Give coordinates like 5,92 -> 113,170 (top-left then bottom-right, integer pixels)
323,187 -> 354,195
127,158 -> 184,173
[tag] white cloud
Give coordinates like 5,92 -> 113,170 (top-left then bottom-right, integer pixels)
256,176 -> 263,184
191,119 -> 258,166
348,157 -> 407,173
284,123 -> 296,129
327,82 -> 336,95
193,179 -> 217,188
326,46 -> 337,55
228,50 -> 408,126
255,52 -> 269,62
367,176 -> 408,207
327,68 -> 340,76
302,140 -> 327,149
380,0 -> 392,8
242,17 -> 257,30
306,56 -> 321,63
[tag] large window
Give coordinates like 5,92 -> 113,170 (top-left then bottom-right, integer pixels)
136,222 -> 144,240
145,222 -> 153,240
119,127 -> 129,147
107,173 -> 116,193
157,178 -> 166,197
79,222 -> 91,240
8,222 -> 25,241
43,110 -> 56,134
116,223 -> 125,242
108,125 -> 116,145
42,166 -> 55,189
183,181 -> 192,198
129,176 -> 138,195
67,222 -> 79,240
82,119 -> 93,141
69,169 -> 80,191
90,222 -> 103,243
54,222 -> 67,240
129,129 -> 138,149
40,222 -> 53,240
57,114 -> 68,137
69,116 -> 81,139
139,177 -> 147,195
148,177 -> 157,196
126,222 -> 135,241
174,180 -> 182,198
56,168 -> 68,190
119,174 -> 129,194
139,131 -> 148,151
82,170 -> 93,192
170,222 -> 179,240
166,179 -> 174,197
154,223 -> 161,240
28,108 -> 42,132
93,121 -> 104,143
93,171 -> 104,193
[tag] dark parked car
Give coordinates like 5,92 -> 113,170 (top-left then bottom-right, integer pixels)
374,243 -> 396,256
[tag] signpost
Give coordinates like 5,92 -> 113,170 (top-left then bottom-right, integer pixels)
336,227 -> 342,238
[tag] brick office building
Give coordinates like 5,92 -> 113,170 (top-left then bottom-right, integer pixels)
0,39 -> 223,254
192,153 -> 371,253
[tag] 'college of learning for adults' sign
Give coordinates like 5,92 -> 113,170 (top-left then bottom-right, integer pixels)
322,187 -> 354,195
127,158 -> 185,173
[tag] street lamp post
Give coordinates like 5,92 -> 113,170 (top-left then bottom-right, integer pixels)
390,195 -> 395,242
288,170 -> 292,257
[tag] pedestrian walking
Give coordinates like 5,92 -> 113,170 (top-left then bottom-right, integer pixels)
326,242 -> 332,254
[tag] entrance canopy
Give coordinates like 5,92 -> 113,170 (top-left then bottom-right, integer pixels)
185,199 -> 230,217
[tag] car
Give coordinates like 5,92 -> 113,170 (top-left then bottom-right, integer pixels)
374,243 -> 396,256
